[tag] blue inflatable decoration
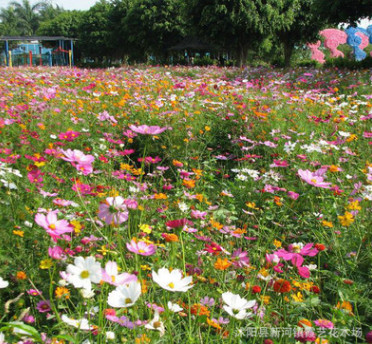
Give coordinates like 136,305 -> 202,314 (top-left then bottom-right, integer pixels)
345,26 -> 370,61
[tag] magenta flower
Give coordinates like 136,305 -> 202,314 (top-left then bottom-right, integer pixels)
98,196 -> 129,225
190,210 -> 207,220
274,243 -> 318,278
314,319 -> 334,329
298,169 -> 331,188
129,124 -> 168,135
60,149 -> 94,175
126,240 -> 156,256
35,211 -> 73,242
231,248 -> 250,268
48,246 -> 66,260
36,300 -> 51,313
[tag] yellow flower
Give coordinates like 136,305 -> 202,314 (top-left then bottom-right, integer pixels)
322,220 -> 333,228
204,125 -> 211,131
13,230 -> 24,237
347,201 -> 361,211
291,292 -> 304,302
139,224 -> 152,234
338,212 -> 354,226
261,295 -> 270,305
39,259 -> 53,269
246,202 -> 259,210
70,220 -> 82,233
273,239 -> 282,248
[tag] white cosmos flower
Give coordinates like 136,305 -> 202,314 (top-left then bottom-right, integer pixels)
0,277 -> 9,288
61,315 -> 93,330
152,267 -> 193,292
145,311 -> 165,337
167,301 -> 183,313
66,256 -> 102,290
107,281 -> 141,308
222,292 -> 256,320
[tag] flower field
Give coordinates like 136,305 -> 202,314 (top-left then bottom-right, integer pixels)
0,66 -> 371,344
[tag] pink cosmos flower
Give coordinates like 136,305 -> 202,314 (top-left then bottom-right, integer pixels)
98,196 -> 129,225
126,240 -> 156,256
190,210 -> 207,220
129,124 -> 168,135
48,246 -> 66,260
275,243 -> 318,278
298,169 -> 332,189
314,319 -> 334,329
101,261 -> 137,286
60,149 -> 95,175
35,211 -> 73,242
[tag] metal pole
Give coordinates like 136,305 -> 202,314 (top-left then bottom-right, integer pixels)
70,40 -> 74,66
5,41 -> 9,66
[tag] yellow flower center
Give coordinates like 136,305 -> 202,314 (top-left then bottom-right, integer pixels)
168,282 -> 175,289
49,224 -> 56,230
310,179 -> 317,184
153,321 -> 162,329
125,298 -> 132,304
80,270 -> 90,279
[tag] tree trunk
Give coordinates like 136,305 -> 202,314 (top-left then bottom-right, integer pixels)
237,43 -> 248,68
283,40 -> 293,67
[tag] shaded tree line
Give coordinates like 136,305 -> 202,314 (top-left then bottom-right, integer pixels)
0,0 -> 371,66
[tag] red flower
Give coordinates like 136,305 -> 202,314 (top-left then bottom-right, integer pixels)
315,243 -> 326,251
273,279 -> 291,293
310,285 -> 320,294
251,285 -> 261,294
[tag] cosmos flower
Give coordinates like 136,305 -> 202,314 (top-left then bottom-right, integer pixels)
152,267 -> 193,292
107,281 -> 141,308
126,240 -> 156,256
145,311 -> 165,336
61,315 -> 93,330
298,169 -> 332,189
221,292 -> 256,319
129,124 -> 168,135
0,277 -> 9,288
101,261 -> 138,286
35,210 -> 73,241
98,196 -> 129,225
66,256 -> 102,290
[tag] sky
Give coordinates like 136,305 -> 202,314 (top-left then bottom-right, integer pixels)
0,0 -> 98,11
0,0 -> 371,27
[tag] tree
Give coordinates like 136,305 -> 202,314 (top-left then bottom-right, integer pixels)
78,0 -> 112,62
38,10 -> 83,38
187,0 -> 298,67
123,0 -> 185,62
9,0 -> 45,35
274,0 -> 328,66
314,0 -> 371,25
0,6 -> 20,36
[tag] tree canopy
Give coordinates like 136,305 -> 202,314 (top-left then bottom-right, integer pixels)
0,0 -> 370,66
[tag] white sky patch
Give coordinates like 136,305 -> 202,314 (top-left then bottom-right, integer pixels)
0,0 -> 98,11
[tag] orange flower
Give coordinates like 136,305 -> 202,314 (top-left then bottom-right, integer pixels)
172,160 -> 183,167
214,258 -> 232,270
298,318 -> 312,328
183,179 -> 196,189
207,317 -> 222,330
273,279 -> 291,293
190,304 -> 210,317
154,193 -> 167,199
55,286 -> 70,299
163,233 -> 179,242
16,271 -> 27,280
274,196 -> 282,206
336,301 -> 353,315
